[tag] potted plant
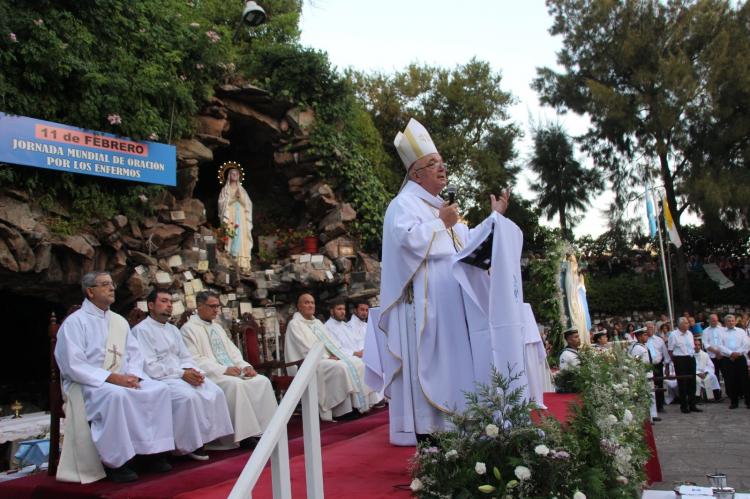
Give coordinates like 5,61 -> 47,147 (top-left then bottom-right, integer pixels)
302,224 -> 318,254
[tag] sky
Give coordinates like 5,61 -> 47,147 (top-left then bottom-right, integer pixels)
297,0 -> 618,238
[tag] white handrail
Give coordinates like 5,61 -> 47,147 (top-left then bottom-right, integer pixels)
229,341 -> 325,499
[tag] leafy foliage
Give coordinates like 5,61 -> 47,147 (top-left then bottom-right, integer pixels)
562,347 -> 653,498
533,0 -> 750,309
411,368 -> 583,498
351,60 -> 522,227
0,0 -> 302,233
585,273 -> 665,314
411,354 -> 652,498
529,123 -> 603,240
523,231 -> 567,357
244,43 -> 390,250
0,166 -> 160,234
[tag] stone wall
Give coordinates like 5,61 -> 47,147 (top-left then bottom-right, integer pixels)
0,81 -> 381,324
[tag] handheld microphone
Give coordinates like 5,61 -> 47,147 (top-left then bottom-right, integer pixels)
446,185 -> 457,205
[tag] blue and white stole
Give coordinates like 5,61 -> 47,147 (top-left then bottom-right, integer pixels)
205,323 -> 234,367
307,319 -> 367,409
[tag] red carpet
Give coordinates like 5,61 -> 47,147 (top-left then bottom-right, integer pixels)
534,393 -> 662,485
176,425 -> 414,499
0,408 -> 389,499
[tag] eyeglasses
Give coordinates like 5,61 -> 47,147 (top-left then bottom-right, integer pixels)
91,281 -> 117,290
414,159 -> 446,173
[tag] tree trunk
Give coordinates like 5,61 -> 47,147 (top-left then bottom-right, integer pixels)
559,205 -> 569,240
658,148 -> 693,313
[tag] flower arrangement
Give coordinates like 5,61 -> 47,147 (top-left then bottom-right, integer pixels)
563,345 -> 653,497
410,369 -> 583,498
217,221 -> 239,247
273,224 -> 317,251
410,347 -> 652,498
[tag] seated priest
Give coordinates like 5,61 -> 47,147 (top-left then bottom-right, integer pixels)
132,290 -> 234,461
286,293 -> 379,420
54,271 -> 174,483
347,300 -> 369,350
694,337 -> 722,401
180,291 -> 277,447
325,299 -> 364,357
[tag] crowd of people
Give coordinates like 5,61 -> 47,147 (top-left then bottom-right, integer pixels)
557,310 -> 750,422
54,271 -> 380,484
574,250 -> 750,282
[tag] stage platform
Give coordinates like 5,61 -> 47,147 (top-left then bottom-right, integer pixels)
0,408 -> 394,499
0,394 -> 660,498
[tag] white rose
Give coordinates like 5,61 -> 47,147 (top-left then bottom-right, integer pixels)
534,444 -> 550,456
475,462 -> 487,475
445,449 -> 458,460
485,423 -> 499,437
514,465 -> 531,481
410,478 -> 423,491
607,414 -> 618,425
574,491 -> 586,499
623,409 -> 633,424
616,475 -> 629,485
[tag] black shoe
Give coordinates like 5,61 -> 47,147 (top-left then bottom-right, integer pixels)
105,464 -> 139,483
143,455 -> 172,473
690,407 -> 703,413
240,436 -> 261,449
652,417 -> 662,422
681,407 -> 690,414
729,403 -> 739,409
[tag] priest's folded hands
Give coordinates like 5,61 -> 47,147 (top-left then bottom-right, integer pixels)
181,368 -> 205,386
106,373 -> 141,389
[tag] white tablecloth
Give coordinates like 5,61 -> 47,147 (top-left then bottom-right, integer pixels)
643,490 -> 750,498
0,412 -> 50,444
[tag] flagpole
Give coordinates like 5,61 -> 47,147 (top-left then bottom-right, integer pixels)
654,190 -> 674,327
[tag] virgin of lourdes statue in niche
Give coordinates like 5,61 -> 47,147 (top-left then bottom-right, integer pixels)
217,161 -> 253,270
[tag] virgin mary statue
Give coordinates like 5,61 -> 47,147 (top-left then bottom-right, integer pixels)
218,161 -> 253,269
563,253 -> 591,344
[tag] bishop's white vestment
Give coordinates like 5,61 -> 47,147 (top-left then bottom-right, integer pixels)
132,316 -> 234,453
452,211 -> 528,397
54,299 -> 174,475
379,181 -> 501,444
180,315 -> 277,443
521,303 -> 550,408
325,318 -> 362,357
286,312 -> 377,420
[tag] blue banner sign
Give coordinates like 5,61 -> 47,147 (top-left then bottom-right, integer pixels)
0,112 -> 176,186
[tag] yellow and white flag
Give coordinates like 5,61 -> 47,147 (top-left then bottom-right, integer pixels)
662,195 -> 681,248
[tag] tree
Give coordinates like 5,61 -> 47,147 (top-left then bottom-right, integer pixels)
528,123 -> 602,240
0,0 -> 302,141
532,0 -> 750,311
351,59 -> 523,227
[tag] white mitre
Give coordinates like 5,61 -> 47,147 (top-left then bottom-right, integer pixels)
393,118 -> 437,170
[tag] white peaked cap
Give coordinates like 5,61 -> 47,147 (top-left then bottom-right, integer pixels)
393,118 -> 438,170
